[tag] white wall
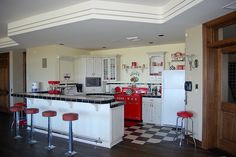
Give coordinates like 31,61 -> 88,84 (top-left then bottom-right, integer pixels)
90,43 -> 185,83
185,25 -> 203,141
26,45 -> 89,91
59,56 -> 76,82
9,50 -> 25,106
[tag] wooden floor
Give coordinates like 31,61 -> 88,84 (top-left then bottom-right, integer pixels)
0,113 -> 231,157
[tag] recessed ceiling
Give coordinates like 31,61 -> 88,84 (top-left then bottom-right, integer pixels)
0,0 -> 235,51
102,0 -> 171,6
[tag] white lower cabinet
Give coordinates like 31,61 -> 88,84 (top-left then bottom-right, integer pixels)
142,97 -> 162,125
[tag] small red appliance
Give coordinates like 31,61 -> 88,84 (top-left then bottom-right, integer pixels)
48,81 -> 61,94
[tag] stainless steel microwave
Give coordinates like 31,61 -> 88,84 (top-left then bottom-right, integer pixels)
85,77 -> 101,87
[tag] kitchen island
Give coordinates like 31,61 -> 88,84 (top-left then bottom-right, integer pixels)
11,93 -> 125,148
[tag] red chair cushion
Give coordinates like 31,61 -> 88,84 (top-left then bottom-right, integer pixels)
14,102 -> 27,107
25,108 -> 39,114
10,106 -> 24,112
42,110 -> 57,117
63,113 -> 78,121
177,111 -> 193,118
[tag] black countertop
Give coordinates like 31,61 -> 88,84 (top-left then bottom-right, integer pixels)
87,93 -> 161,98
142,94 -> 161,98
11,93 -> 125,108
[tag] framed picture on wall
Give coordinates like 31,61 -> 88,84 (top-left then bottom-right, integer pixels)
171,52 -> 185,61
149,54 -> 164,76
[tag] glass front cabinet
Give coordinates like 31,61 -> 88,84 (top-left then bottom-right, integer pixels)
103,56 -> 120,81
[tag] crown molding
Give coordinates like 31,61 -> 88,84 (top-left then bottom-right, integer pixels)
7,0 -> 204,37
0,37 -> 18,48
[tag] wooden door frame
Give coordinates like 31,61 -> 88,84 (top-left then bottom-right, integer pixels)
0,52 -> 10,112
202,11 -> 236,149
23,52 -> 26,93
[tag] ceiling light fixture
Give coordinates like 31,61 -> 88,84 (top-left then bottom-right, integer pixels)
157,34 -> 165,37
126,36 -> 138,40
126,36 -> 141,42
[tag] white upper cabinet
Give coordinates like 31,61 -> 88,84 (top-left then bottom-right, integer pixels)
102,56 -> 120,81
86,57 -> 102,77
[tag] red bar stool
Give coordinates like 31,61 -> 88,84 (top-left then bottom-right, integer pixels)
42,110 -> 57,150
14,102 -> 27,126
63,113 -> 78,156
25,108 -> 39,144
10,106 -> 24,139
11,102 -> 27,129
174,111 -> 196,147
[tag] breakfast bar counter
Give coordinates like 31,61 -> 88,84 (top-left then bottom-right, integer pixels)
11,93 -> 125,148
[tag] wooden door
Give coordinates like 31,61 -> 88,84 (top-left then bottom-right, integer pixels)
0,53 -> 9,112
202,11 -> 236,153
216,46 -> 236,155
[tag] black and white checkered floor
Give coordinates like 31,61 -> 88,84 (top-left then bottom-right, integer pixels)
124,123 -> 177,145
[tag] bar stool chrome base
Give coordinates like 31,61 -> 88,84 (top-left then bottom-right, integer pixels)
14,135 -> 22,140
45,145 -> 56,150
28,139 -> 38,144
63,113 -> 79,157
65,151 -> 77,157
42,110 -> 57,151
10,106 -> 24,140
25,108 -> 39,145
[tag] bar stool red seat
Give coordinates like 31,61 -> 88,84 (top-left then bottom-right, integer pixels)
10,106 -> 24,139
63,113 -> 78,156
25,108 -> 39,144
42,110 -> 57,150
174,111 -> 196,147
177,111 -> 193,118
14,102 -> 27,107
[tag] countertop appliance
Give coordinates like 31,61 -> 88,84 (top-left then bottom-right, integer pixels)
85,77 -> 101,87
162,70 -> 185,126
48,81 -> 60,94
114,87 -> 147,121
76,83 -> 83,92
59,83 -> 83,95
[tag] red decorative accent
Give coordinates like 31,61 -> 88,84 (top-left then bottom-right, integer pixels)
48,81 -> 60,84
115,86 -> 121,93
42,110 -> 57,117
25,108 -> 39,114
177,111 -> 193,118
48,90 -> 61,94
131,62 -> 137,68
177,65 -> 185,70
63,113 -> 78,121
10,106 -> 24,112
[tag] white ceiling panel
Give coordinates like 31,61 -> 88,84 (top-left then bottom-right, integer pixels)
0,0 -> 235,51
